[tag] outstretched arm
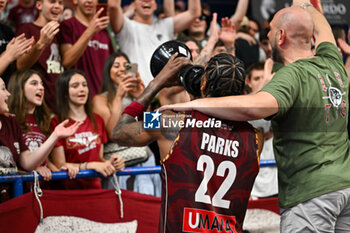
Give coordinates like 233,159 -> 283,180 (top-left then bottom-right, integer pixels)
19,120 -> 81,171
163,0 -> 175,17
194,13 -> 219,66
173,0 -> 201,34
108,0 -> 124,35
159,91 -> 278,122
230,0 -> 249,28
293,0 -> 335,47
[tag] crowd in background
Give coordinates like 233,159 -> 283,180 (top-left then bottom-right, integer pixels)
0,0 -> 349,208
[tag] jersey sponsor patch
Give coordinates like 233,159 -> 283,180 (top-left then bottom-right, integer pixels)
182,208 -> 237,233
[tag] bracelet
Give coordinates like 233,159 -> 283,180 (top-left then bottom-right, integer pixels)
122,101 -> 145,120
78,163 -> 82,170
300,2 -> 313,9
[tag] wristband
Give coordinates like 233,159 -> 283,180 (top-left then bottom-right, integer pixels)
122,101 -> 145,120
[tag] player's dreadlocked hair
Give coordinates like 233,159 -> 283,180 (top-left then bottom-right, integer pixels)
201,53 -> 245,97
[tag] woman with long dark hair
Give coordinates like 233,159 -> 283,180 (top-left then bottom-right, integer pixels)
8,70 -> 57,181
51,69 -> 125,189
92,51 -> 144,137
92,53 -> 161,196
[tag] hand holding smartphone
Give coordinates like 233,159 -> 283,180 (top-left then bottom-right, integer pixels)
125,63 -> 138,78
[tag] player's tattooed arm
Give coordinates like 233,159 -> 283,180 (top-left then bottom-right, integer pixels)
136,86 -> 157,108
160,111 -> 182,141
111,54 -> 190,146
112,114 -> 156,147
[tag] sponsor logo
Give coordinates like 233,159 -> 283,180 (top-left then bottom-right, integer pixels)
183,208 -> 237,233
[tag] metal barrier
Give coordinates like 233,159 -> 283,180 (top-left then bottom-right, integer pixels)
0,160 -> 276,197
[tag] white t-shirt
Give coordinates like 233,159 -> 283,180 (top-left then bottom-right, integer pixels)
116,16 -> 175,86
249,119 -> 278,198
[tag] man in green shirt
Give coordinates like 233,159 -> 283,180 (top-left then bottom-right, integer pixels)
160,0 -> 350,232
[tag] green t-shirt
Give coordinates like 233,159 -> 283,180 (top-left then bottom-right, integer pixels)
262,42 -> 350,208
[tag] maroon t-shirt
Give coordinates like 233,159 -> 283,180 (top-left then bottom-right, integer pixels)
17,23 -> 63,113
23,114 -> 47,165
51,114 -> 107,189
159,111 -> 260,233
8,5 -> 38,32
0,115 -> 28,169
58,17 -> 113,97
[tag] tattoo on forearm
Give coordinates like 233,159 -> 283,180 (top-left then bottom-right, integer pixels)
112,115 -> 136,141
195,49 -> 212,66
161,125 -> 180,141
137,86 -> 156,107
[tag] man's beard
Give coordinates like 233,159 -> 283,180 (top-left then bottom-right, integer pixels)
271,46 -> 284,63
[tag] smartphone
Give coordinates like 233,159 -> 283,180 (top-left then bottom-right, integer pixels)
125,63 -> 138,78
96,0 -> 108,17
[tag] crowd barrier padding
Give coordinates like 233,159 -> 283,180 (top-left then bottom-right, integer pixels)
0,189 -> 161,233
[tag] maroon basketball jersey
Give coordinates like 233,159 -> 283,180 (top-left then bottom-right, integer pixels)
159,111 -> 259,233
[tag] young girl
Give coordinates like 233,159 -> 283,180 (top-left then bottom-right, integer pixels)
8,70 -> 57,181
0,77 -> 79,202
51,69 -> 125,189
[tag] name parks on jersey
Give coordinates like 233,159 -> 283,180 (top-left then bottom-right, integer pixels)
201,132 -> 239,157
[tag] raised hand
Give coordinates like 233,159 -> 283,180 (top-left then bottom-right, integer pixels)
129,72 -> 145,98
5,33 -> 34,61
219,17 -> 236,46
155,53 -> 192,88
37,21 -> 60,48
87,8 -> 110,36
52,119 -> 82,140
208,13 -> 219,44
116,73 -> 138,98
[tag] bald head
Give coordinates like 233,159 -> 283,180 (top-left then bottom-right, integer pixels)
273,6 -> 314,45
